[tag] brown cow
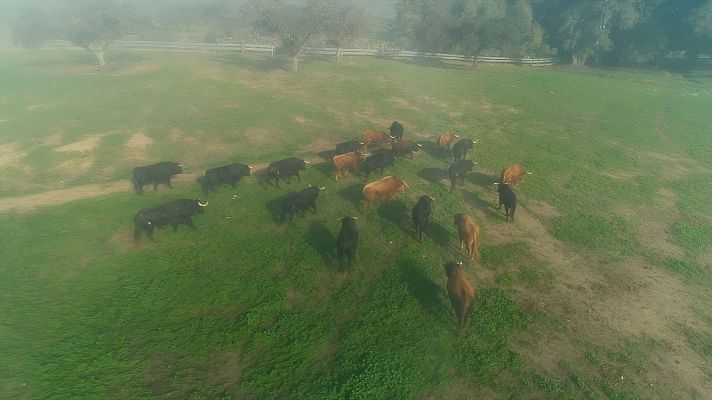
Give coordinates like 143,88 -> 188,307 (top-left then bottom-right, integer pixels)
332,151 -> 366,181
453,213 -> 480,261
436,132 -> 460,149
499,164 -> 531,185
363,130 -> 394,148
444,261 -> 476,333
362,176 -> 408,212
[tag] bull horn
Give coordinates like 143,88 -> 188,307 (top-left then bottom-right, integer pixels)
359,142 -> 364,145
474,140 -> 479,143
178,164 -> 185,167
458,261 -> 463,265
198,200 -> 208,207
249,165 -> 255,169
146,221 -> 152,225
304,161 -> 311,164
309,183 -> 312,187
527,172 -> 532,175
455,134 -> 460,137
390,136 -> 395,139
493,182 -> 500,185
417,143 -> 422,147
352,216 -> 358,220
319,186 -> 326,190
403,181 -> 409,188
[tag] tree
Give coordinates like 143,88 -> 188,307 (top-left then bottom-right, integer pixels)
63,0 -> 146,70
533,0 -> 646,65
248,0 -> 330,71
13,7 -> 57,49
320,0 -> 369,63
391,0 -> 546,69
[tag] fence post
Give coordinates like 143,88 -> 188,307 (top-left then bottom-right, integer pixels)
271,46 -> 274,56
241,41 -> 245,55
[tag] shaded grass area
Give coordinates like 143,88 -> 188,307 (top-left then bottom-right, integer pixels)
1,50 -> 712,398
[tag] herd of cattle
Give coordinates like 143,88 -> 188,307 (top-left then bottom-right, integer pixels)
130,121 -> 530,332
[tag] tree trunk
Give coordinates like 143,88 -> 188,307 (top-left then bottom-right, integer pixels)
291,54 -> 299,72
470,55 -> 478,70
94,51 -> 106,70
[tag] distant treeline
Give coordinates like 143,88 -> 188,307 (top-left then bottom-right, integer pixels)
7,0 -> 712,68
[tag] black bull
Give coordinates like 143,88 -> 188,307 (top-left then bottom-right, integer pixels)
202,163 -> 253,193
133,199 -> 208,240
132,162 -> 183,194
337,216 -> 358,267
268,157 -> 309,188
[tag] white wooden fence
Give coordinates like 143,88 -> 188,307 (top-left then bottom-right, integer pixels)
40,40 -> 560,66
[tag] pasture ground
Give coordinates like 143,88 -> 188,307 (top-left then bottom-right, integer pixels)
1,49 -> 711,399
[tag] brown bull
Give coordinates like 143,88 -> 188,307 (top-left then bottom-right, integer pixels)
362,176 -> 408,212
444,261 -> 476,333
500,164 -> 531,185
333,151 -> 366,181
363,130 -> 394,148
437,132 -> 460,149
454,213 -> 480,261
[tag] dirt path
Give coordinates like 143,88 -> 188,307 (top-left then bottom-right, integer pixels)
0,159 -> 327,213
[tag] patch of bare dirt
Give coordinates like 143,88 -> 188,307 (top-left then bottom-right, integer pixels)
124,130 -> 153,162
467,192 -> 712,397
25,104 -> 51,112
244,127 -> 278,146
0,143 -> 26,168
56,155 -> 95,175
113,62 -> 159,76
301,138 -> 334,154
294,115 -> 311,125
384,97 -> 419,111
54,135 -> 102,153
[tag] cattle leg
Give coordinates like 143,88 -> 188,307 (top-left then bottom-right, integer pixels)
166,179 -> 173,189
146,227 -> 155,241
186,216 -> 195,229
153,182 -> 159,191
171,223 -> 179,232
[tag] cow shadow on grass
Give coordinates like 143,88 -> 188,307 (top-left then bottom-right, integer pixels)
310,161 -> 335,182
418,168 -> 449,185
420,141 -> 449,160
376,200 -> 409,232
337,183 -> 363,210
398,262 -> 450,322
317,150 -> 335,162
424,221 -> 451,248
468,172 -> 498,188
264,193 -> 292,223
462,190 -> 500,219
305,221 -> 336,266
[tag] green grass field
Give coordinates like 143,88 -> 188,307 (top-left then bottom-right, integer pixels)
1,49 -> 711,399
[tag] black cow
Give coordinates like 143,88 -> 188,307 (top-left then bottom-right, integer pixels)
132,162 -> 183,194
495,182 -> 517,221
453,139 -> 477,161
412,195 -> 433,241
133,198 -> 208,240
337,216 -> 358,267
388,121 -> 404,141
203,163 -> 253,193
282,185 -> 325,222
363,151 -> 395,179
268,157 -> 309,188
336,140 -> 366,155
448,159 -> 476,192
392,140 -> 422,159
